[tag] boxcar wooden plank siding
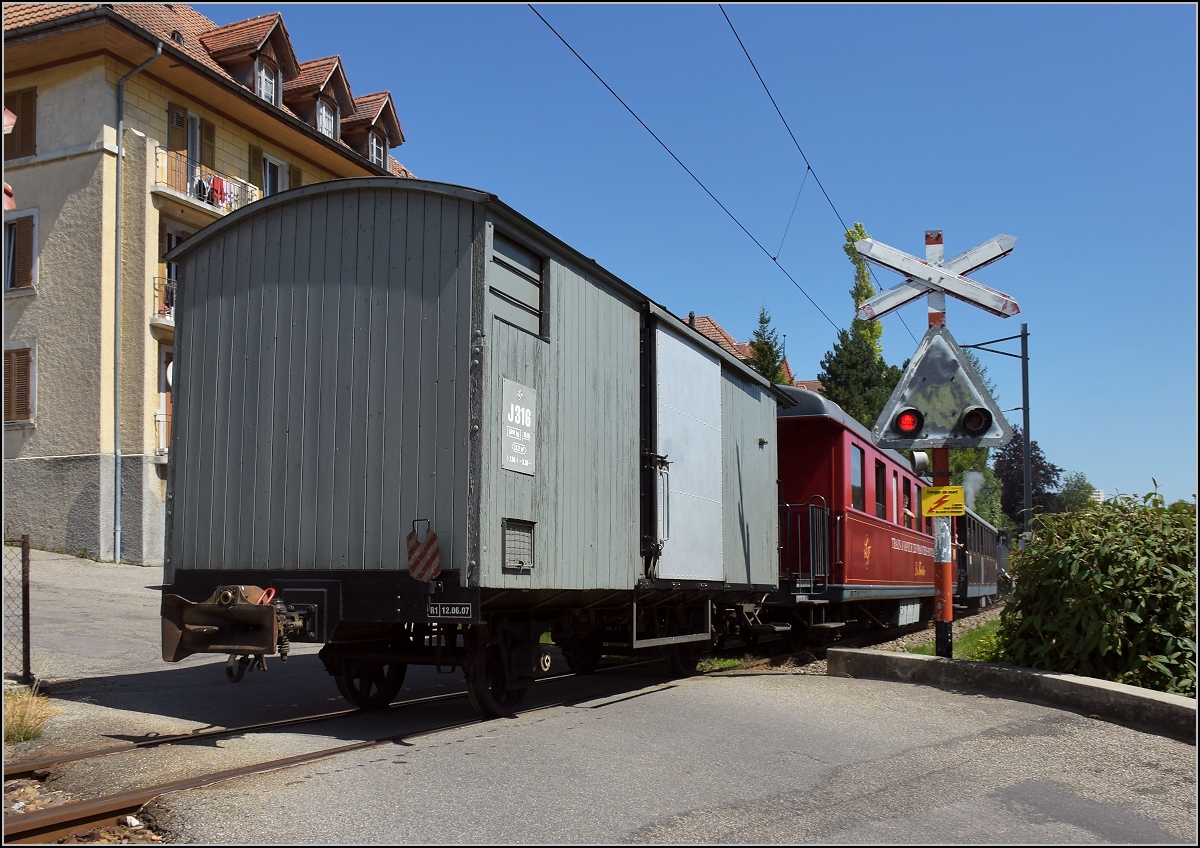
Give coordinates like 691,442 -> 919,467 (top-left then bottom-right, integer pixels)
164,179 -> 780,595
263,203 -> 296,570
720,369 -> 778,586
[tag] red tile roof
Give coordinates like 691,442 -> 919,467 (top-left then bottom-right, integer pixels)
345,91 -> 405,146
685,314 -> 819,390
4,3 -> 410,173
286,56 -> 341,93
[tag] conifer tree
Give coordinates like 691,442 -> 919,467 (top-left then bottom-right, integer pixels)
748,307 -> 787,384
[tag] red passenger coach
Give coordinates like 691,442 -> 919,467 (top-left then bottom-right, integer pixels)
770,387 -> 936,643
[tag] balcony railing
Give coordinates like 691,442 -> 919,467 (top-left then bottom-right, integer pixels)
153,277 -> 177,324
154,412 -> 171,458
154,147 -> 258,214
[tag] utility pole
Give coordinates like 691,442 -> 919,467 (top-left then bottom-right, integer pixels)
961,323 -> 1032,542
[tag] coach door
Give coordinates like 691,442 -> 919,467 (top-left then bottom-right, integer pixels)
648,324 -> 724,582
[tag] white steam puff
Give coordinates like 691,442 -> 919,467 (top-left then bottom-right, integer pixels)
963,471 -> 985,511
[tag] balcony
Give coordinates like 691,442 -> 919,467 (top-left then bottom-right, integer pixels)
150,277 -> 176,338
153,148 -> 258,228
152,412 -> 171,465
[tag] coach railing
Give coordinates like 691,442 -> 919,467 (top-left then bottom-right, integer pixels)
778,498 -> 829,595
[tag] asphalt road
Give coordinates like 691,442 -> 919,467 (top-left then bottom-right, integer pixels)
6,550 -> 1197,844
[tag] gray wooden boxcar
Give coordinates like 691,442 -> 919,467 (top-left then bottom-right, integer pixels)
160,178 -> 787,716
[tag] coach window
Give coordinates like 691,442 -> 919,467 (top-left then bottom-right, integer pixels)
850,444 -> 865,511
902,478 -> 914,529
874,459 -> 886,519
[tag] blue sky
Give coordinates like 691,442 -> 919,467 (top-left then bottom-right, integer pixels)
198,3 -> 1197,505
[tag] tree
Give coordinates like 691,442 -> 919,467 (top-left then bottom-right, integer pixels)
992,427 -> 1064,526
1059,470 -> 1097,513
819,328 -> 902,428
747,307 -> 787,384
819,223 -> 902,428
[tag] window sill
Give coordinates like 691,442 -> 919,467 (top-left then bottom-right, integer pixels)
4,420 -> 36,431
4,286 -> 37,299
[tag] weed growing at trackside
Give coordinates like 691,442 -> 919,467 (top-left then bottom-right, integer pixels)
3,684 -> 62,744
905,619 -> 1003,662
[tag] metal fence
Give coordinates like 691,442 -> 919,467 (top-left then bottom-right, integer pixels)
3,535 -> 32,684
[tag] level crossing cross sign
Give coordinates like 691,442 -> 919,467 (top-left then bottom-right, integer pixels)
856,231 -> 1020,450
855,234 -> 1020,321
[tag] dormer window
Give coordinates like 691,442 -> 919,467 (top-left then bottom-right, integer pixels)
369,131 -> 386,167
256,60 -> 279,106
317,100 -> 337,139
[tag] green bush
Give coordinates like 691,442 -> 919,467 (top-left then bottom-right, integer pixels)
997,490 -> 1196,697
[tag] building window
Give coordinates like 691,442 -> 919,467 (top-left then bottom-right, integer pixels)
317,100 -> 337,139
3,343 -> 34,423
4,211 -> 36,291
256,60 -> 278,105
850,444 -> 865,512
369,131 -> 386,166
3,87 -> 36,160
262,153 -> 289,196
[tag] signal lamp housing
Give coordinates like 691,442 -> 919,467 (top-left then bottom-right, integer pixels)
959,406 -> 993,437
893,408 -> 924,438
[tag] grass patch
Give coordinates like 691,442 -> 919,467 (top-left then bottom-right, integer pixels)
906,619 -> 1002,662
3,684 -> 62,744
697,655 -> 746,673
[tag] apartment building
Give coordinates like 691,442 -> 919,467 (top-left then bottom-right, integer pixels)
3,4 -> 413,564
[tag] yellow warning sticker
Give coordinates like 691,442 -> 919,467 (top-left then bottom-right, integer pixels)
922,486 -> 965,516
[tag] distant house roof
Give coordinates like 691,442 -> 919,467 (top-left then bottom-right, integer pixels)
3,3 -> 414,177
685,314 -> 822,392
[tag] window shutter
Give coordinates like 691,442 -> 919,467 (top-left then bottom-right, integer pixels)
4,88 -> 36,159
12,216 -> 33,288
200,119 -> 215,169
166,102 -> 186,153
248,144 -> 263,190
288,164 -> 303,190
4,348 -> 31,421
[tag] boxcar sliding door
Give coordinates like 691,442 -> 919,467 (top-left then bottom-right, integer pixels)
653,326 -> 723,581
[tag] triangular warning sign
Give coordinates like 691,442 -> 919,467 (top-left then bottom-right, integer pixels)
873,325 -> 1013,449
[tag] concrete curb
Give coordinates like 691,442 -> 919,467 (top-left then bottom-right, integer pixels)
827,647 -> 1197,743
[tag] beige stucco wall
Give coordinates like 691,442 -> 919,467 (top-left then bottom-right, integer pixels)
6,52 -> 345,562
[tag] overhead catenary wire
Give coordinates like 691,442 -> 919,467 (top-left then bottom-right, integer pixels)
719,4 -> 918,345
529,4 -> 842,334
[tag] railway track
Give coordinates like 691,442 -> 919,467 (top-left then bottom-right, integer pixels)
4,606 -> 1003,843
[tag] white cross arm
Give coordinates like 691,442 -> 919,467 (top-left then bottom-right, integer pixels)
855,234 -> 1017,321
854,238 -> 1020,318
856,277 -> 932,321
942,234 -> 1016,276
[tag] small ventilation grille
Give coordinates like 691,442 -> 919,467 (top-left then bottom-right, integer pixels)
503,520 -> 535,570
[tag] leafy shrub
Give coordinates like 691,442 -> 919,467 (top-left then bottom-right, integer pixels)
997,490 -> 1196,697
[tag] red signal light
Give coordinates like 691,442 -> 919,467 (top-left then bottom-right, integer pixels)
894,408 -> 924,436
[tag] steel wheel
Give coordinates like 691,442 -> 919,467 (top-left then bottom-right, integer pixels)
464,638 -> 529,718
335,659 -> 406,710
561,640 -> 603,675
665,642 -> 701,678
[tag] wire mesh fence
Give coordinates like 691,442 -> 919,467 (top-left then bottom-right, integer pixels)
3,535 -> 32,684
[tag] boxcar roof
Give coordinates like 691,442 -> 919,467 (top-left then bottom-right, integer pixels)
166,176 -> 794,404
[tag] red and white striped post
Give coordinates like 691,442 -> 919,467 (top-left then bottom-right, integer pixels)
925,230 -> 954,658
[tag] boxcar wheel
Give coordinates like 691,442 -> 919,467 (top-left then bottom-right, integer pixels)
335,659 -> 406,710
464,638 -> 529,718
561,643 -> 602,675
666,643 -> 701,678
